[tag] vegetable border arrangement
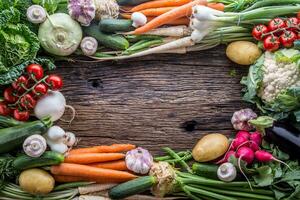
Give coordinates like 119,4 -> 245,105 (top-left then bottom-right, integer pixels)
1,0 -> 300,200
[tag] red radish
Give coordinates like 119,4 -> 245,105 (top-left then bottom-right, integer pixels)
236,147 -> 254,190
232,136 -> 248,150
255,150 -> 292,170
236,131 -> 250,139
216,150 -> 236,164
249,142 -> 259,152
250,132 -> 262,146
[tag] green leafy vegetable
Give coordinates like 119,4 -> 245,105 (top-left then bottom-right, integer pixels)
32,0 -> 66,14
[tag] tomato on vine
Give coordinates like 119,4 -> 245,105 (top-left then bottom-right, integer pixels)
20,94 -> 36,110
252,24 -> 269,40
0,102 -> 11,116
264,35 -> 280,52
13,109 -> 29,121
280,31 -> 297,48
12,75 -> 28,92
33,83 -> 48,96
285,17 -> 299,31
268,18 -> 286,32
46,75 -> 63,90
4,87 -> 18,103
26,64 -> 44,80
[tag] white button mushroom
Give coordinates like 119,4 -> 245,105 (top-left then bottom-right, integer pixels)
131,12 -> 147,28
217,162 -> 237,182
27,5 -> 47,24
23,135 -> 47,157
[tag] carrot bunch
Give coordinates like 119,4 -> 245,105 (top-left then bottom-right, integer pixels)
122,0 -> 225,34
51,144 -> 137,183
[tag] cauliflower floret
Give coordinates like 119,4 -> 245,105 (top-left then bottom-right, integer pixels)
259,52 -> 300,102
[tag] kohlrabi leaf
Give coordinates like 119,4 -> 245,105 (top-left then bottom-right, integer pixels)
249,116 -> 275,135
32,0 -> 60,14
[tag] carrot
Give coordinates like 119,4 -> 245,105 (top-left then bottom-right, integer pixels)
130,0 -> 192,12
89,160 -> 128,171
139,7 -> 177,17
131,0 -> 207,34
69,144 -> 136,154
121,14 -> 189,25
65,153 -> 125,164
207,2 -> 225,11
51,163 -> 137,183
54,175 -> 127,184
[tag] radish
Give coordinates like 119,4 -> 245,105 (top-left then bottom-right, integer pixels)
236,131 -> 250,140
236,146 -> 255,190
232,136 -> 248,150
255,150 -> 292,170
250,132 -> 262,146
249,141 -> 260,152
216,150 -> 236,164
34,91 -> 76,122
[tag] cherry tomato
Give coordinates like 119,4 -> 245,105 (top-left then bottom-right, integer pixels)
20,94 -> 36,110
252,24 -> 269,40
33,83 -> 48,96
12,75 -> 28,92
263,35 -> 280,52
0,102 -> 11,116
13,109 -> 29,121
26,64 -> 44,80
4,87 -> 18,103
46,75 -> 63,90
268,18 -> 286,32
285,17 -> 299,31
280,31 -> 297,48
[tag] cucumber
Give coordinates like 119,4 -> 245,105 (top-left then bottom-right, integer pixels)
0,116 -> 23,128
84,24 -> 129,50
99,19 -> 134,33
13,151 -> 64,170
0,117 -> 52,154
192,163 -> 219,179
117,0 -> 150,5
109,176 -> 157,199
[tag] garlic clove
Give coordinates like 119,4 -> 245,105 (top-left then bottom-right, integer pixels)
23,135 -> 47,157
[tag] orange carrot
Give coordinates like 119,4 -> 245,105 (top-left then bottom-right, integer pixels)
54,175 -> 123,183
89,160 -> 128,171
131,0 -> 207,34
69,144 -> 136,154
130,0 -> 192,12
51,163 -> 137,183
65,153 -> 125,164
207,2 -> 225,11
121,14 -> 190,25
140,7 -> 177,17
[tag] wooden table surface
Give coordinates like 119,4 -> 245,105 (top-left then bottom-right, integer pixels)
56,46 -> 249,155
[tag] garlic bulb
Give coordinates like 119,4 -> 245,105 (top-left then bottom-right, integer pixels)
217,162 -> 237,182
23,135 -> 47,157
68,0 -> 96,26
46,126 -> 66,141
231,108 -> 257,131
94,0 -> 119,20
27,5 -> 47,24
126,147 -> 153,174
80,37 -> 98,56
131,12 -> 147,28
64,132 -> 77,147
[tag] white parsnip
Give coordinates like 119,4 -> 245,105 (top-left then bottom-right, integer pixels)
140,25 -> 191,37
78,183 -> 117,195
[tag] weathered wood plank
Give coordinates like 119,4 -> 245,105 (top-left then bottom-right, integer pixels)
57,47 -> 250,154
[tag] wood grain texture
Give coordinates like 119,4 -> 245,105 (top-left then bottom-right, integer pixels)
56,46 -> 250,155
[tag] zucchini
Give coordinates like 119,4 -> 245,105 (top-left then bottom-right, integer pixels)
13,151 -> 64,170
84,24 -> 129,50
99,19 -> 134,33
0,116 -> 23,128
109,176 -> 157,199
192,163 -> 219,179
117,0 -> 150,5
0,117 -> 52,154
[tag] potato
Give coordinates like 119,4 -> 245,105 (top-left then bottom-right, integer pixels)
226,41 -> 262,65
19,168 -> 55,195
192,133 -> 229,162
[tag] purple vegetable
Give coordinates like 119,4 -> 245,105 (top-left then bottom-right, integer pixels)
231,108 -> 257,131
68,0 -> 96,26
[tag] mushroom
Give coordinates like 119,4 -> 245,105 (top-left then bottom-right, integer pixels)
80,37 -> 98,56
131,12 -> 147,28
23,135 -> 47,157
68,0 -> 96,26
26,5 -> 47,24
217,162 -> 237,182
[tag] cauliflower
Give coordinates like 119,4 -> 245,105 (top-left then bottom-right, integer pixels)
259,51 -> 300,102
241,48 -> 300,121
